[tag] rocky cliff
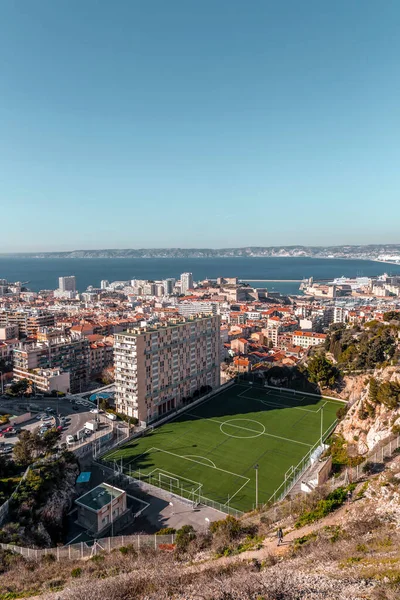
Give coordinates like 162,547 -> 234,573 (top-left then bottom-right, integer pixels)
337,367 -> 400,455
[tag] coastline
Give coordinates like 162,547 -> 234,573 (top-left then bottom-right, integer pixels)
372,259 -> 400,267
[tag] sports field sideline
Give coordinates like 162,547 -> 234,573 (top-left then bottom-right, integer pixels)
103,383 -> 343,513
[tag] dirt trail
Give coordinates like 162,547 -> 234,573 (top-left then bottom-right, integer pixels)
212,499 -> 357,567
23,495 -> 361,598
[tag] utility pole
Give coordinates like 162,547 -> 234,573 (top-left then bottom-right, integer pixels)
254,463 -> 259,509
320,405 -> 324,446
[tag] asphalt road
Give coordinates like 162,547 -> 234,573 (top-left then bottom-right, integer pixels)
0,396 -> 112,447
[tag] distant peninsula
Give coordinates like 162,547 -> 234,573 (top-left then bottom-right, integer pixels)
1,244 -> 400,261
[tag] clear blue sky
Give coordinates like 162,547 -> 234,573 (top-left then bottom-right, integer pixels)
1,1 -> 400,251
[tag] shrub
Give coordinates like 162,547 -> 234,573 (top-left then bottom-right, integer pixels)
175,525 -> 196,553
295,484 -> 356,528
118,544 -> 136,555
71,567 -> 82,578
156,527 -> 176,535
90,553 -> 105,563
209,515 -> 242,539
336,405 -> 349,420
42,553 -> 56,563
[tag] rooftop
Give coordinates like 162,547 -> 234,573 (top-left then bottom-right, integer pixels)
116,314 -> 217,336
75,483 -> 124,512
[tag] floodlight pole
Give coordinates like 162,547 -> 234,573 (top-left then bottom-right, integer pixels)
320,406 -> 324,447
254,464 -> 259,509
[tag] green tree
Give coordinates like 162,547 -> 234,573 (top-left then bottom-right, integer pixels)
9,379 -> 30,396
42,428 -> 61,453
383,311 -> 400,322
307,353 -> 339,389
368,377 -> 379,404
13,431 -> 35,466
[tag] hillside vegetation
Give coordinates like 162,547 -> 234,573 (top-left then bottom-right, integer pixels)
1,452 -> 400,600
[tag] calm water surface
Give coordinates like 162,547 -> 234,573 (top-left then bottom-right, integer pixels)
0,257 -> 399,294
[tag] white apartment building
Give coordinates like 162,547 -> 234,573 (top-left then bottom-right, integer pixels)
180,272 -> 193,295
334,306 -> 348,324
178,301 -> 217,317
114,315 -> 221,423
58,276 -> 76,292
292,331 -> 327,349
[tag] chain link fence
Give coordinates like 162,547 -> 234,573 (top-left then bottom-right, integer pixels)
0,533 -> 175,561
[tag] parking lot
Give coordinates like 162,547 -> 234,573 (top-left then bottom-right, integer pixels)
0,395 -> 115,453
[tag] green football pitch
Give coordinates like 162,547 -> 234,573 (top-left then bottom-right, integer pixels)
103,383 -> 343,513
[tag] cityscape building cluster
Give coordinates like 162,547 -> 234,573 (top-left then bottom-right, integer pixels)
1,271 -> 400,423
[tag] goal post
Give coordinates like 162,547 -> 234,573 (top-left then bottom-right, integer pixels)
159,472 -> 180,491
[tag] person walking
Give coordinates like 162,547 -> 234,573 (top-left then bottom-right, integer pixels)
277,527 -> 283,546
347,489 -> 352,505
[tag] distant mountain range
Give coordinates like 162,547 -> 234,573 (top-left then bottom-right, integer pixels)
1,245 -> 400,260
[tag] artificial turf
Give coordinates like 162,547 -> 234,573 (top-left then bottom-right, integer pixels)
103,383 -> 343,513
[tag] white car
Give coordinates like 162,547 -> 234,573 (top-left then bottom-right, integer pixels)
42,416 -> 53,423
36,413 -> 47,420
90,408 -> 99,414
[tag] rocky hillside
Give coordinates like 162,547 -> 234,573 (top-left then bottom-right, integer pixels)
1,452 -> 400,600
337,366 -> 400,455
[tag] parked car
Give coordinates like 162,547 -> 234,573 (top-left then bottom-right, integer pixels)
42,416 -> 53,423
90,408 -> 99,414
45,407 -> 55,413
36,413 -> 46,420
4,428 -> 17,436
0,446 -> 13,454
66,434 -> 75,445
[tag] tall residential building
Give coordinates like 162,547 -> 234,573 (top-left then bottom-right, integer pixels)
58,275 -> 76,292
163,278 -> 175,295
114,314 -> 221,423
180,272 -> 193,295
0,310 -> 55,337
101,280 -> 109,289
178,301 -> 217,317
13,334 -> 90,393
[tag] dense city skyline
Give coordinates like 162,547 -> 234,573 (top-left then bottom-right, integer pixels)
2,1 -> 400,251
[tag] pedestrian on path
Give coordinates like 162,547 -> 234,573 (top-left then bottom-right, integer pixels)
277,527 -> 283,546
347,489 -> 352,505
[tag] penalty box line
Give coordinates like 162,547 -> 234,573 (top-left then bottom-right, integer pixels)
237,388 -> 318,412
150,446 -> 250,482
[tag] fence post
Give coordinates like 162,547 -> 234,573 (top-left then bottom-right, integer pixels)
154,535 -> 157,550
81,541 -> 84,559
137,535 -> 140,551
108,537 -> 111,553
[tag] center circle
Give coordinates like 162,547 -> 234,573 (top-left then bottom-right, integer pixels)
220,418 -> 265,439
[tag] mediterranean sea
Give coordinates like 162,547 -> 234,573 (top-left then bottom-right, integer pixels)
1,257 -> 400,295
